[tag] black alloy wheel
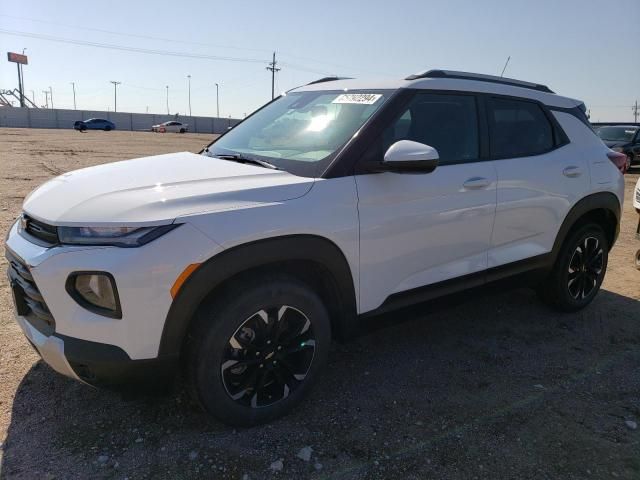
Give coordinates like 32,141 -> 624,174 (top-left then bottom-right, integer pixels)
566,236 -> 604,300
221,305 -> 316,408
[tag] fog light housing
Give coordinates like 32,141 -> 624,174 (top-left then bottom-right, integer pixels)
66,272 -> 122,318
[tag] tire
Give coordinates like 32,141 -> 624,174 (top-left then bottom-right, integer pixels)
104,126 -> 112,131
185,274 -> 331,426
179,128 -> 186,133
538,223 -> 608,312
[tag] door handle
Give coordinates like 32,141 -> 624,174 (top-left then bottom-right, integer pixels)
463,177 -> 491,190
563,166 -> 582,178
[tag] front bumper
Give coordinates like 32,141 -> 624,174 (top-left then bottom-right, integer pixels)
15,313 -> 80,381
5,218 -> 222,388
15,313 -> 178,390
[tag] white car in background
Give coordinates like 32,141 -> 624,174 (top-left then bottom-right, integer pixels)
151,121 -> 188,133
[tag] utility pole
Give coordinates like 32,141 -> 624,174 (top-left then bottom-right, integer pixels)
42,90 -> 49,109
70,82 -> 77,110
30,90 -> 35,104
633,100 -> 639,123
109,81 -> 121,112
49,86 -> 53,109
266,51 -> 281,100
166,85 -> 169,114
215,83 -> 220,117
187,75 -> 192,116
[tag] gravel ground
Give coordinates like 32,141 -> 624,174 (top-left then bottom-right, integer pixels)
0,128 -> 639,480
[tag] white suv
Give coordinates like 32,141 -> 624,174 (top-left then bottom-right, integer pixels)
5,70 -> 624,425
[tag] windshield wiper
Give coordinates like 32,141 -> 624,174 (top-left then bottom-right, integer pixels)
208,151 -> 279,170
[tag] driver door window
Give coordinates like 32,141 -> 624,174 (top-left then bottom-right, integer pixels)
383,93 -> 480,165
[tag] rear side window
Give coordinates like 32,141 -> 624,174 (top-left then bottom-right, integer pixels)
383,93 -> 480,165
488,98 -> 554,158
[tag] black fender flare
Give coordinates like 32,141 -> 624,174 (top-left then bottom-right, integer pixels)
550,191 -> 621,264
158,234 -> 357,357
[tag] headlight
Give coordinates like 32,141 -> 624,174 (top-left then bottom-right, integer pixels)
66,272 -> 121,318
58,224 -> 178,247
611,147 -> 624,153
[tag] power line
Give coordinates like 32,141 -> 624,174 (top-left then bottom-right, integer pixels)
0,29 -> 268,63
0,13 -> 272,54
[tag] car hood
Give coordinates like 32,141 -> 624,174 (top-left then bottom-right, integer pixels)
23,152 -> 315,226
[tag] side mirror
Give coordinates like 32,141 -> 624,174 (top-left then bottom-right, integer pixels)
379,140 -> 439,173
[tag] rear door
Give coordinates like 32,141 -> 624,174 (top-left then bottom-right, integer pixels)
487,96 -> 590,268
356,92 -> 498,313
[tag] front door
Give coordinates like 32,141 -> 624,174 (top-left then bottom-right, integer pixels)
356,92 -> 497,313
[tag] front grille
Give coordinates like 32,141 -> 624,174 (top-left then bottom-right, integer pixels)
21,214 -> 59,246
6,248 -> 55,335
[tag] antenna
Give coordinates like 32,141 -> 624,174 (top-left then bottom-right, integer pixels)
500,56 -> 511,77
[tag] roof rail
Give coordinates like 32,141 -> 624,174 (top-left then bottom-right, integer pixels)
306,76 -> 353,85
405,69 -> 554,94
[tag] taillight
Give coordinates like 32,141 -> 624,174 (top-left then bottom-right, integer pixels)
607,151 -> 628,174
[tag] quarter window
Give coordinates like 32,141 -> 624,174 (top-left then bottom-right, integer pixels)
383,93 -> 479,165
489,98 -> 554,158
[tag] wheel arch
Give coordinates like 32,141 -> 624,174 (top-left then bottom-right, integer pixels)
158,234 -> 358,358
551,192 -> 621,263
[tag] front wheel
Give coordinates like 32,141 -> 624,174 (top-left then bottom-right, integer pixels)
538,223 -> 608,311
185,275 -> 331,426
179,128 -> 186,133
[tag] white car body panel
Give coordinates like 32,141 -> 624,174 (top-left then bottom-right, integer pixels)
355,163 -> 497,313
23,152 -> 314,226
181,176 -> 362,310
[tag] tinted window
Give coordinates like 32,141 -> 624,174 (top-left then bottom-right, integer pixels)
597,126 -> 638,142
383,93 -> 479,164
489,98 -> 553,157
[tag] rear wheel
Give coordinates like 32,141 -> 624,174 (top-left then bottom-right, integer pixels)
538,223 -> 608,311
185,275 -> 331,426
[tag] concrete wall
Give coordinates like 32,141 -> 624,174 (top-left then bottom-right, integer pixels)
0,107 -> 240,134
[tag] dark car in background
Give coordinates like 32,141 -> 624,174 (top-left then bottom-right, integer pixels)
594,123 -> 640,170
74,118 -> 116,132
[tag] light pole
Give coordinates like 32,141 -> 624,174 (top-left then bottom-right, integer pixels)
49,86 -> 53,109
42,90 -> 49,109
70,82 -> 77,110
109,81 -> 121,112
187,75 -> 192,116
166,85 -> 169,114
30,90 -> 35,104
215,83 -> 220,118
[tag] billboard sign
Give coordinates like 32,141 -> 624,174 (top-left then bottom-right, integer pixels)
7,52 -> 28,65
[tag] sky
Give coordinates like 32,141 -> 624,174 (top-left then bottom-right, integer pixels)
1,0 -> 638,121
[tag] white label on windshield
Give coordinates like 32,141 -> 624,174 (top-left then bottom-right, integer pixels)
332,93 -> 382,105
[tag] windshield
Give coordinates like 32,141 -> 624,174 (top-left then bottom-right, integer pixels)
597,126 -> 638,142
204,90 -> 391,177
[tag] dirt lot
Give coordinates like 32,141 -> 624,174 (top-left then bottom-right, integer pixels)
0,128 -> 639,480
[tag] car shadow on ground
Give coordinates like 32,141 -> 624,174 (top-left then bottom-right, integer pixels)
1,287 -> 639,479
